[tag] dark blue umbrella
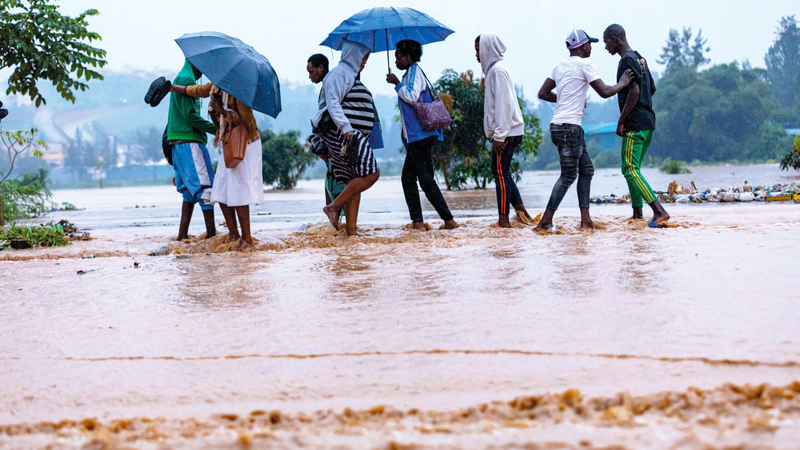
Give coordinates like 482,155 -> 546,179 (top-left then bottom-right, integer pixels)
175,31 -> 281,118
320,7 -> 454,72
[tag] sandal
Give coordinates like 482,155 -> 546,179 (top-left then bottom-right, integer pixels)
144,76 -> 172,107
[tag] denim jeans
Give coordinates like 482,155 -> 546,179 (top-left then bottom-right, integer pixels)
491,136 -> 523,215
402,136 -> 454,222
546,123 -> 594,210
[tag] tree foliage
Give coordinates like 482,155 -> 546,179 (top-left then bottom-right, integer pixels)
433,69 -> 542,190
0,0 -> 107,106
0,127 -> 48,226
765,15 -> 800,110
651,63 -> 792,162
261,129 -> 315,190
657,27 -> 710,75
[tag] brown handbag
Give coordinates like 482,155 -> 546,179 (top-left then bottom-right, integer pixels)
222,123 -> 247,169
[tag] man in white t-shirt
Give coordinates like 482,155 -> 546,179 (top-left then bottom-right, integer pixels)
534,29 -> 633,232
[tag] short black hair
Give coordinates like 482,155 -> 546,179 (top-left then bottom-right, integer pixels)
395,40 -> 422,62
307,53 -> 329,72
603,24 -> 626,40
475,35 -> 481,44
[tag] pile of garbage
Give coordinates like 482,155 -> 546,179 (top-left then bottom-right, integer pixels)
591,181 -> 800,204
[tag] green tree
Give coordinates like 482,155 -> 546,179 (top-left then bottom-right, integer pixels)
652,63 -> 792,162
765,15 -> 800,110
0,127 -> 48,226
0,0 -> 107,106
261,129 -> 315,190
657,27 -> 710,75
434,69 -> 541,190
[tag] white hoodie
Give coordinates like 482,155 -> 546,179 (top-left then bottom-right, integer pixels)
480,32 -> 524,142
312,39 -> 371,134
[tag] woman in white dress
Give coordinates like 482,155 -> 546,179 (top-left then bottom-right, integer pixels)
172,82 -> 263,251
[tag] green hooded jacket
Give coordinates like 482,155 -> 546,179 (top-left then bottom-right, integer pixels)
166,60 -> 217,142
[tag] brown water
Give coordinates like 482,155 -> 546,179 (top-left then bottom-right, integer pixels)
1,165 -> 799,448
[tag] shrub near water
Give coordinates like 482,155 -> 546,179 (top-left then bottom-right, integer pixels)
661,160 -> 692,174
0,222 -> 69,249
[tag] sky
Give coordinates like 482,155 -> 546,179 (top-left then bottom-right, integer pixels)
56,0 -> 800,100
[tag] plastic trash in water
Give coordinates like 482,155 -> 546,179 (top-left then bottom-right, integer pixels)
81,254 -> 96,259
149,247 -> 169,256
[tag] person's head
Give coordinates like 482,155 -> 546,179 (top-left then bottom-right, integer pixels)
602,24 -> 627,56
359,51 -> 371,73
565,29 -> 598,58
394,39 -> 422,71
306,53 -> 328,84
475,35 -> 481,62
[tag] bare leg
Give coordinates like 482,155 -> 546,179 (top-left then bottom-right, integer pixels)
513,202 -> 533,220
177,201 -> 194,240
534,208 -> 556,231
412,221 -> 427,231
649,200 -> 670,224
497,214 -> 512,228
219,203 -> 240,241
323,172 -> 380,229
580,207 -> 595,230
343,193 -> 361,236
234,205 -> 252,250
202,209 -> 216,238
632,207 -> 644,220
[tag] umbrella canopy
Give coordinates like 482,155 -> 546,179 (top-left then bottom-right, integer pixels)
321,7 -> 454,71
175,31 -> 281,118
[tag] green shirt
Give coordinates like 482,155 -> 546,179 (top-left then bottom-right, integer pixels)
166,60 -> 217,143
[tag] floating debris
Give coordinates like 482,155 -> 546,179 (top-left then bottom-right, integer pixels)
591,180 -> 800,204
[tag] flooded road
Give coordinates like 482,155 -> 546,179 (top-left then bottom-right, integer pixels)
1,165 -> 799,448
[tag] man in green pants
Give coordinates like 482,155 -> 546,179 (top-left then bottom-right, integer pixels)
603,24 -> 670,227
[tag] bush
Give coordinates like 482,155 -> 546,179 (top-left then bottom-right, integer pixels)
780,149 -> 800,170
660,159 -> 692,174
0,221 -> 69,249
261,130 -> 316,190
1,168 -> 54,223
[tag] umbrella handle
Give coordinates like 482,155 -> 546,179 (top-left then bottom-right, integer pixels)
385,29 -> 391,74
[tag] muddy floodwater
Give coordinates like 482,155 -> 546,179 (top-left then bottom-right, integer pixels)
1,165 -> 799,449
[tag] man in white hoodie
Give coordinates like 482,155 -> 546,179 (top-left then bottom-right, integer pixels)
475,32 -> 533,228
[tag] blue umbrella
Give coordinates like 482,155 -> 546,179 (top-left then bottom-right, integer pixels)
320,7 -> 454,72
175,31 -> 281,118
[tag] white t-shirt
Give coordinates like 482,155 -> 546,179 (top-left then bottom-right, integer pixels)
549,56 -> 601,126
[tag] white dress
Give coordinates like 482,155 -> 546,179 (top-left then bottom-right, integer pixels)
209,137 -> 264,207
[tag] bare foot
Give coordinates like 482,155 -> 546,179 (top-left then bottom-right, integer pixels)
497,214 -> 512,228
580,219 -> 595,231
632,208 -> 644,220
323,205 -> 340,229
346,228 -> 363,237
443,219 -> 459,230
412,221 -> 427,231
236,239 -> 253,252
227,233 -> 241,243
205,229 -> 217,239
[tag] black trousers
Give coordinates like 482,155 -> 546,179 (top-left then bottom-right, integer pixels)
492,136 -> 523,215
402,136 -> 454,222
546,124 -> 594,210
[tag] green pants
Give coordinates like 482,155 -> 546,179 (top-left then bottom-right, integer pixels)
621,130 -> 657,208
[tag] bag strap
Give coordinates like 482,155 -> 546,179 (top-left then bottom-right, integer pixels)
415,66 -> 439,99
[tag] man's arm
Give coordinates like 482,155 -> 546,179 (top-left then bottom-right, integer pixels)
538,78 -> 557,103
616,81 -> 639,136
589,69 -> 633,99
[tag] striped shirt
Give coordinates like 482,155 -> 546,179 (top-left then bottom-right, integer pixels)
341,80 -> 376,135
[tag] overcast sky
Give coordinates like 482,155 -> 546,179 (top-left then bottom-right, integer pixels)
60,0 -> 797,99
